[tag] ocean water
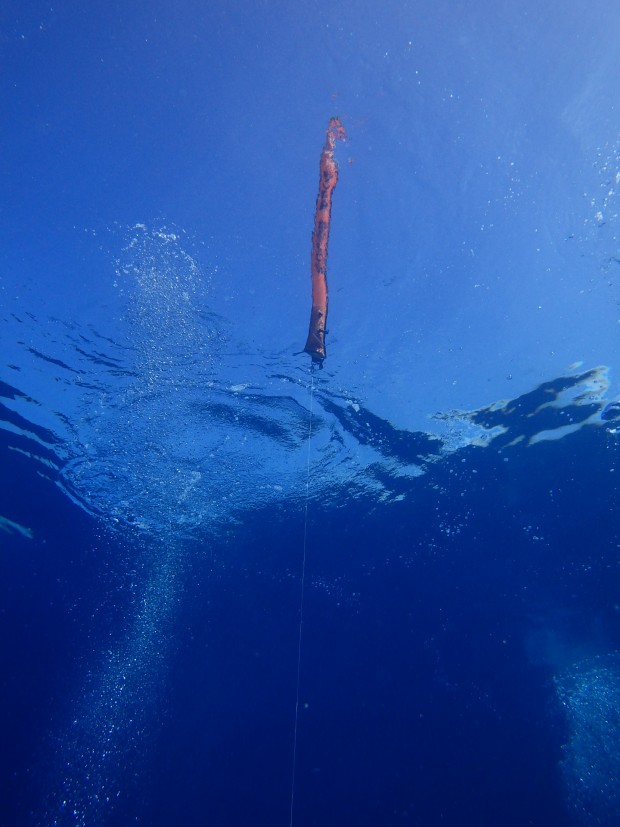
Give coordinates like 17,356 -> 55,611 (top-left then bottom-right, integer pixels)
2,226 -> 620,825
3,2 -> 620,825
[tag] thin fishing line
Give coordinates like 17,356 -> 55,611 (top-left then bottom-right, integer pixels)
289,367 -> 315,827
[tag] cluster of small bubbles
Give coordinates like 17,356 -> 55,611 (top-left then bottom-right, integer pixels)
587,143 -> 620,230
555,653 -> 620,825
61,226 -> 241,538
40,543 -> 181,826
310,574 -> 358,608
113,224 -> 217,391
40,228 -> 219,823
438,521 -> 461,537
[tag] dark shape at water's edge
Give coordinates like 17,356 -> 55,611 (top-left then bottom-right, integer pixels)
0,378 -> 38,404
458,369 -> 605,445
316,367 -> 611,468
319,392 -> 441,464
26,346 -> 85,375
601,401 -> 620,421
0,379 -> 63,457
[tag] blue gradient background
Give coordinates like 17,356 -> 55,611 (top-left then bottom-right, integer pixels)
2,2 -> 620,825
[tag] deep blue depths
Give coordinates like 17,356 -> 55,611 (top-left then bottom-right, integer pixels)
2,402 -> 618,826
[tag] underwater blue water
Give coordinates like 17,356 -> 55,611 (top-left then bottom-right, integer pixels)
2,359 -> 620,826
2,1 -> 620,825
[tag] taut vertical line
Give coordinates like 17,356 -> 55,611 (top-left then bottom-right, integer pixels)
289,369 -> 315,827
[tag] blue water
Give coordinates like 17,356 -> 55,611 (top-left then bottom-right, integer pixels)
3,2 -> 620,825
3,333 -> 619,825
